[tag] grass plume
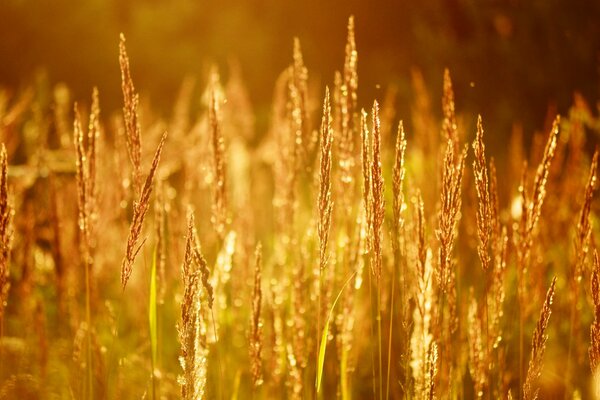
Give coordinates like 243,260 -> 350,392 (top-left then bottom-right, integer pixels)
121,131 -> 167,290
523,277 -> 557,400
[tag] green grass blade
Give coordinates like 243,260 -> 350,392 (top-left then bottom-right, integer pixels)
316,271 -> 356,392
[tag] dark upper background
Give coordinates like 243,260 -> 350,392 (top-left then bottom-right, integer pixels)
1,0 -> 599,144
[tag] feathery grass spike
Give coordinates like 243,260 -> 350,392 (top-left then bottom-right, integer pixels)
318,87 -> 334,272
119,33 -> 143,195
370,100 -> 384,282
250,243 -> 263,387
121,131 -> 168,290
0,144 -> 12,320
523,277 -> 557,400
590,251 -> 600,398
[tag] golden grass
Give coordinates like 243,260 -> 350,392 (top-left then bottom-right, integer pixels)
2,15 -> 600,400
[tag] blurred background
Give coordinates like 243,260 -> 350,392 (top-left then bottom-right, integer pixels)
1,0 -> 599,141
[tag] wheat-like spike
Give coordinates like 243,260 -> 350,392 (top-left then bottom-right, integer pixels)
290,38 -> 309,170
318,87 -> 334,272
516,117 -> 559,303
344,15 -> 358,115
590,251 -> 600,364
209,86 -> 229,239
119,33 -> 143,195
490,226 -> 508,350
179,214 -> 208,400
182,209 -> 196,282
316,88 -> 334,378
523,276 -> 557,400
121,131 -> 168,290
393,121 -> 407,252
590,250 -> 600,400
361,109 -> 372,253
336,16 -> 358,217
472,115 -> 492,272
73,91 -> 100,265
574,150 -> 598,282
74,100 -> 98,400
415,191 -> 427,283
250,243 -> 263,387
272,68 -> 296,245
192,241 -> 214,312
427,342 -> 438,400
0,143 -> 12,320
186,211 -> 214,311
529,116 -> 560,236
370,100 -> 385,282
437,140 -> 467,290
87,87 -> 100,223
73,104 -> 90,252
565,150 -> 600,393
441,68 -> 458,152
516,163 -> 530,302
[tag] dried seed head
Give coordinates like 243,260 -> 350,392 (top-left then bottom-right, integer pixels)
318,87 -> 334,273
209,86 -> 229,239
370,100 -> 385,282
472,115 -> 492,271
436,139 -> 467,290
589,250 -> 600,379
442,68 -> 459,152
392,121 -> 407,252
0,143 -> 12,319
250,243 -> 263,387
119,33 -> 143,195
523,277 -> 557,400
179,211 -> 211,400
574,150 -> 598,282
361,108 -> 372,254
121,131 -> 168,290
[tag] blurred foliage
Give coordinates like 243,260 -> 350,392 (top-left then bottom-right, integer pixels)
1,0 -> 599,140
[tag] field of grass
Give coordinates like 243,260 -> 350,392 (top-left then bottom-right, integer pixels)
2,15 -> 600,399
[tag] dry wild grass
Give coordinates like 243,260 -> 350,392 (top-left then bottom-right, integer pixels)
0,144 -> 12,322
3,14 -> 600,400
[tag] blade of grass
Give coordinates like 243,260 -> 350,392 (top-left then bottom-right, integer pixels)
317,271 -> 357,392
